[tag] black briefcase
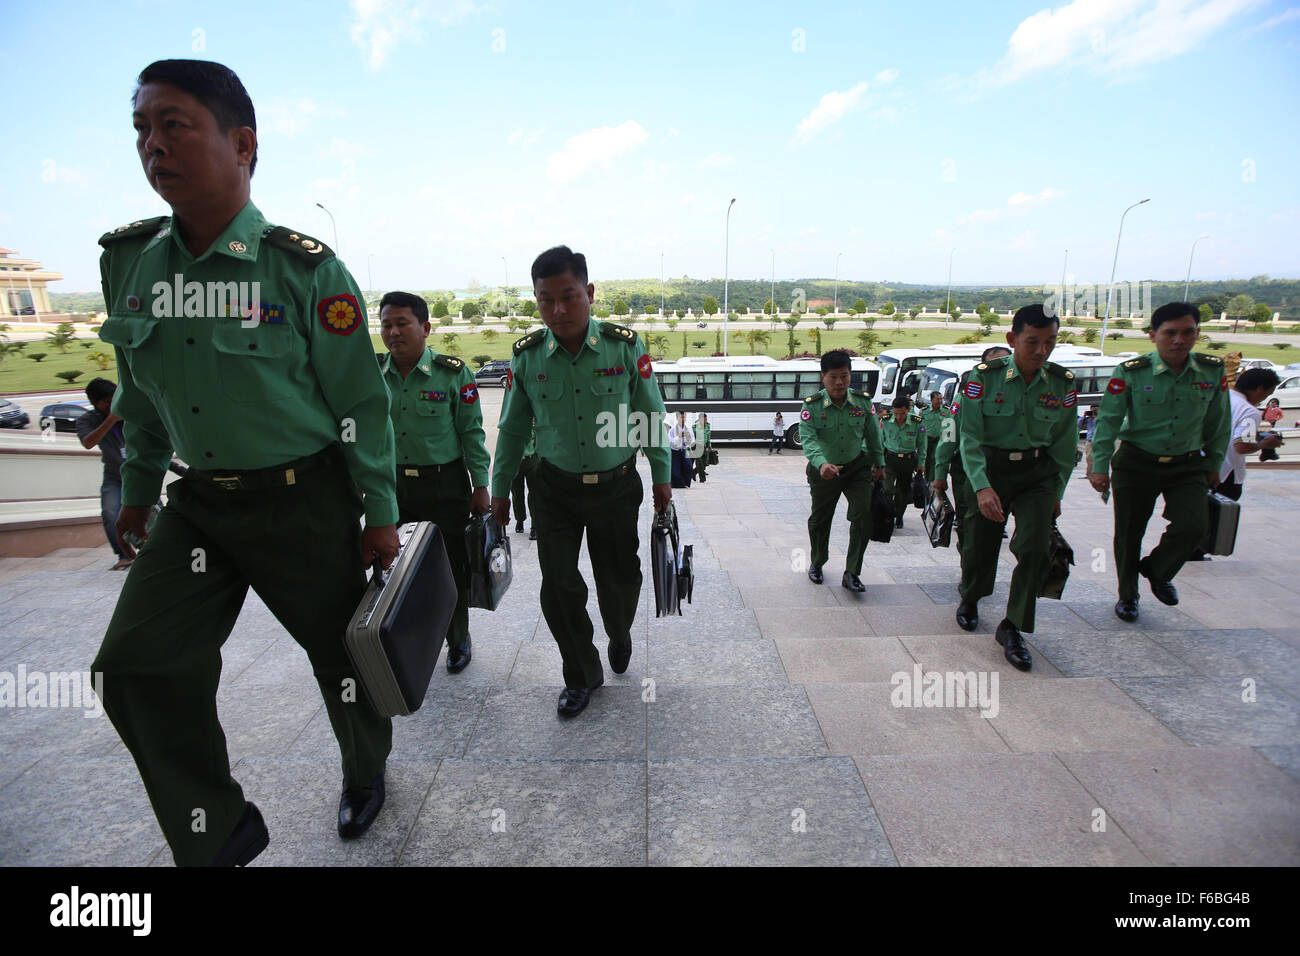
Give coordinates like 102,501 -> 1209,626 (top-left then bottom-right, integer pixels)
922,490 -> 955,548
652,503 -> 692,616
910,472 -> 927,509
465,513 -> 513,610
1205,490 -> 1240,556
1038,523 -> 1075,600
707,448 -> 719,466
344,522 -> 457,717
870,479 -> 896,543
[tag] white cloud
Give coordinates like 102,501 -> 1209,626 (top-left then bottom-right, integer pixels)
545,121 -> 649,184
960,187 -> 1065,224
699,152 -> 734,168
874,68 -> 900,84
792,81 -> 868,146
977,0 -> 1265,87
266,98 -> 346,137
1245,5 -> 1300,33
349,0 -> 485,70
508,125 -> 546,146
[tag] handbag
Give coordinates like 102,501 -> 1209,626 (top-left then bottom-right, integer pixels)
870,479 -> 896,543
922,490 -> 955,548
464,513 -> 513,610
1038,523 -> 1074,599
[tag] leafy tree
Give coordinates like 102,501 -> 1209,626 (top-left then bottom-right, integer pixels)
622,315 -> 639,328
692,340 -> 707,350
736,305 -> 747,314
56,370 -> 83,384
880,301 -> 896,316
1083,328 -> 1098,343
853,297 -> 867,314
613,297 -> 629,316
676,309 -> 686,319
782,316 -> 800,330
520,299 -> 538,318
472,354 -> 492,366
715,330 -> 722,353
1198,304 -> 1213,324
948,305 -> 962,321
1226,293 -> 1254,318
1115,318 -> 1132,329
815,306 -> 830,316
441,333 -> 460,355
745,329 -> 771,355
595,308 -> 611,318
822,316 -> 838,330
482,329 -> 498,342
702,296 -> 719,315
644,304 -> 656,315
811,328 -> 822,354
1208,341 -> 1228,350
461,300 -> 481,320
505,319 -> 521,334
666,319 -> 679,331
908,306 -> 922,320
46,322 -> 75,353
431,299 -> 449,319
468,314 -> 485,327
785,330 -> 799,358
27,352 -> 48,362
1107,332 -> 1124,341
439,313 -> 454,327
857,330 -> 880,353
955,333 -> 982,344
1251,303 -> 1273,324
681,332 -> 687,356
88,351 -> 113,370
763,298 -> 775,315
649,334 -> 670,358
0,342 -> 17,367
1275,342 -> 1291,351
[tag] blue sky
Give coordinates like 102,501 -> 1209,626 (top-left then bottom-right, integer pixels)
2,0 -> 1297,293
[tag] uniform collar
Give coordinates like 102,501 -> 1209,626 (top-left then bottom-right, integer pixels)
1151,350 -> 1196,377
145,200 -> 267,264
824,388 -> 858,408
382,345 -> 434,379
544,318 -> 602,358
1006,360 -> 1045,386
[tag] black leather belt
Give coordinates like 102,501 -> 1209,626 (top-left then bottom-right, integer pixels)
888,451 -> 918,459
187,446 -> 338,491
1120,443 -> 1204,465
981,445 -> 1046,463
398,459 -> 463,478
540,455 -> 637,485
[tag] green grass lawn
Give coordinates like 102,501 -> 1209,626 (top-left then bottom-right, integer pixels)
3,326 -> 1295,394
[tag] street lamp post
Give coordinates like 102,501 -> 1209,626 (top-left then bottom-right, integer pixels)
660,252 -> 664,318
315,202 -> 339,255
834,252 -> 842,315
1184,234 -> 1210,302
944,248 -> 955,328
501,256 -> 509,316
367,254 -> 374,294
1059,249 -> 1068,320
1101,198 -> 1150,347
770,249 -> 775,326
723,198 -> 735,355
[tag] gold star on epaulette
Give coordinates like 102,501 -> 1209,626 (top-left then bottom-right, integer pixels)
976,362 -> 988,371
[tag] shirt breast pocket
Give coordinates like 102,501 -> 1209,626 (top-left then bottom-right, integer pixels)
589,378 -> 625,411
99,314 -> 165,396
415,398 -> 442,417
984,400 -> 1017,419
535,380 -> 566,403
210,321 -> 296,404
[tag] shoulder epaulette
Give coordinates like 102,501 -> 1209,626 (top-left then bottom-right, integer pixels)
262,226 -> 335,264
1193,352 -> 1224,367
98,216 -> 168,248
1045,361 -> 1074,381
599,322 -> 638,345
804,394 -> 819,404
433,354 -> 464,371
514,330 -> 545,355
1123,356 -> 1151,370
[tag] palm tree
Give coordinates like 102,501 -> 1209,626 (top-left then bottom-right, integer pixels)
857,330 -> 879,354
745,329 -> 771,355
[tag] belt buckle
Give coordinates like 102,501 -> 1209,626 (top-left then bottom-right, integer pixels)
1158,456 -> 1172,463
404,468 -> 420,477
582,473 -> 599,484
213,474 -> 242,491
1009,452 -> 1023,462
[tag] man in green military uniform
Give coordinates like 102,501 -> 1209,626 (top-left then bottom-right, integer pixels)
379,290 -> 491,673
932,346 -> 1011,552
90,60 -> 399,866
490,246 -> 671,718
1088,301 -> 1229,622
510,417 -> 539,539
919,390 -> 950,484
956,305 -> 1078,669
881,396 -> 927,529
693,412 -> 713,482
801,349 -> 886,592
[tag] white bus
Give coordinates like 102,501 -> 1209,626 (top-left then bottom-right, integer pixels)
652,354 -> 880,449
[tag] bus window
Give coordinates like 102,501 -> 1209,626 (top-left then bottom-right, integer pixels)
729,372 -> 759,400
774,372 -> 800,400
850,371 -> 863,391
879,360 -> 899,394
697,373 -> 726,401
798,372 -> 823,397
658,373 -> 678,401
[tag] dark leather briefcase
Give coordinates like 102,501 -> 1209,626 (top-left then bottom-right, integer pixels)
465,513 -> 512,610
1038,523 -> 1075,600
652,502 -> 692,616
1205,490 -> 1239,556
870,479 -> 896,543
922,490 -> 955,548
911,472 -> 927,509
344,521 -> 457,717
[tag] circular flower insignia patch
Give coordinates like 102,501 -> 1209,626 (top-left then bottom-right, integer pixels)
317,294 -> 361,336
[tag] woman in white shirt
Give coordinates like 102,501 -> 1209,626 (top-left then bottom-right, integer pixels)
668,411 -> 696,488
770,412 -> 785,455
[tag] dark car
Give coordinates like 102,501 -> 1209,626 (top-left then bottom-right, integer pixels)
39,402 -> 92,433
0,398 -> 30,429
475,359 -> 512,387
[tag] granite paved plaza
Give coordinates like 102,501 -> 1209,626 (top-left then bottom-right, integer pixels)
2,450 -> 1299,866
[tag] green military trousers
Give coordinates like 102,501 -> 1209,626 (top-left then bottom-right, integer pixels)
1110,444 -> 1210,602
884,452 -> 917,517
91,455 -> 392,866
950,455 -> 970,551
509,453 -> 539,524
806,452 -> 873,576
396,463 -> 471,650
924,437 -> 939,484
531,461 -> 643,690
959,453 -> 1056,632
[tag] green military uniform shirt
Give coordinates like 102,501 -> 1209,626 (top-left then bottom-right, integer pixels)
381,346 -> 491,486
490,319 -> 671,497
1090,350 -> 1230,475
920,405 -> 951,443
957,354 -> 1078,499
97,201 -> 398,526
697,421 -> 711,447
799,388 -> 885,469
881,415 -> 927,469
933,372 -> 974,480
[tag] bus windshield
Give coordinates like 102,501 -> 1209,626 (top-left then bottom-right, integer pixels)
878,357 -> 899,394
920,367 -> 959,405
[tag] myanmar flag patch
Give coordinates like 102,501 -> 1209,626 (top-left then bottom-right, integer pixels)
1106,378 -> 1126,395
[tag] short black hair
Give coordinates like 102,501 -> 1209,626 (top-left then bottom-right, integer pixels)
1235,367 -> 1280,393
891,396 -> 911,410
85,378 -> 116,404
1011,304 -> 1059,334
1150,301 -> 1199,331
134,60 -> 258,176
379,291 -> 429,324
981,345 -> 1011,362
532,245 -> 588,285
820,348 -> 851,372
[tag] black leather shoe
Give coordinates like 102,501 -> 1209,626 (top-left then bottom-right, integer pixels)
1139,558 -> 1178,606
841,571 -> 866,592
895,515 -> 904,529
338,773 -> 385,839
208,801 -> 269,867
807,565 -> 824,584
446,636 -> 472,673
955,600 -> 978,632
1114,598 -> 1140,622
608,639 -> 632,674
515,521 -> 524,533
1185,551 -> 1211,562
558,677 -> 603,718
995,619 -> 1032,671
529,527 -> 536,540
